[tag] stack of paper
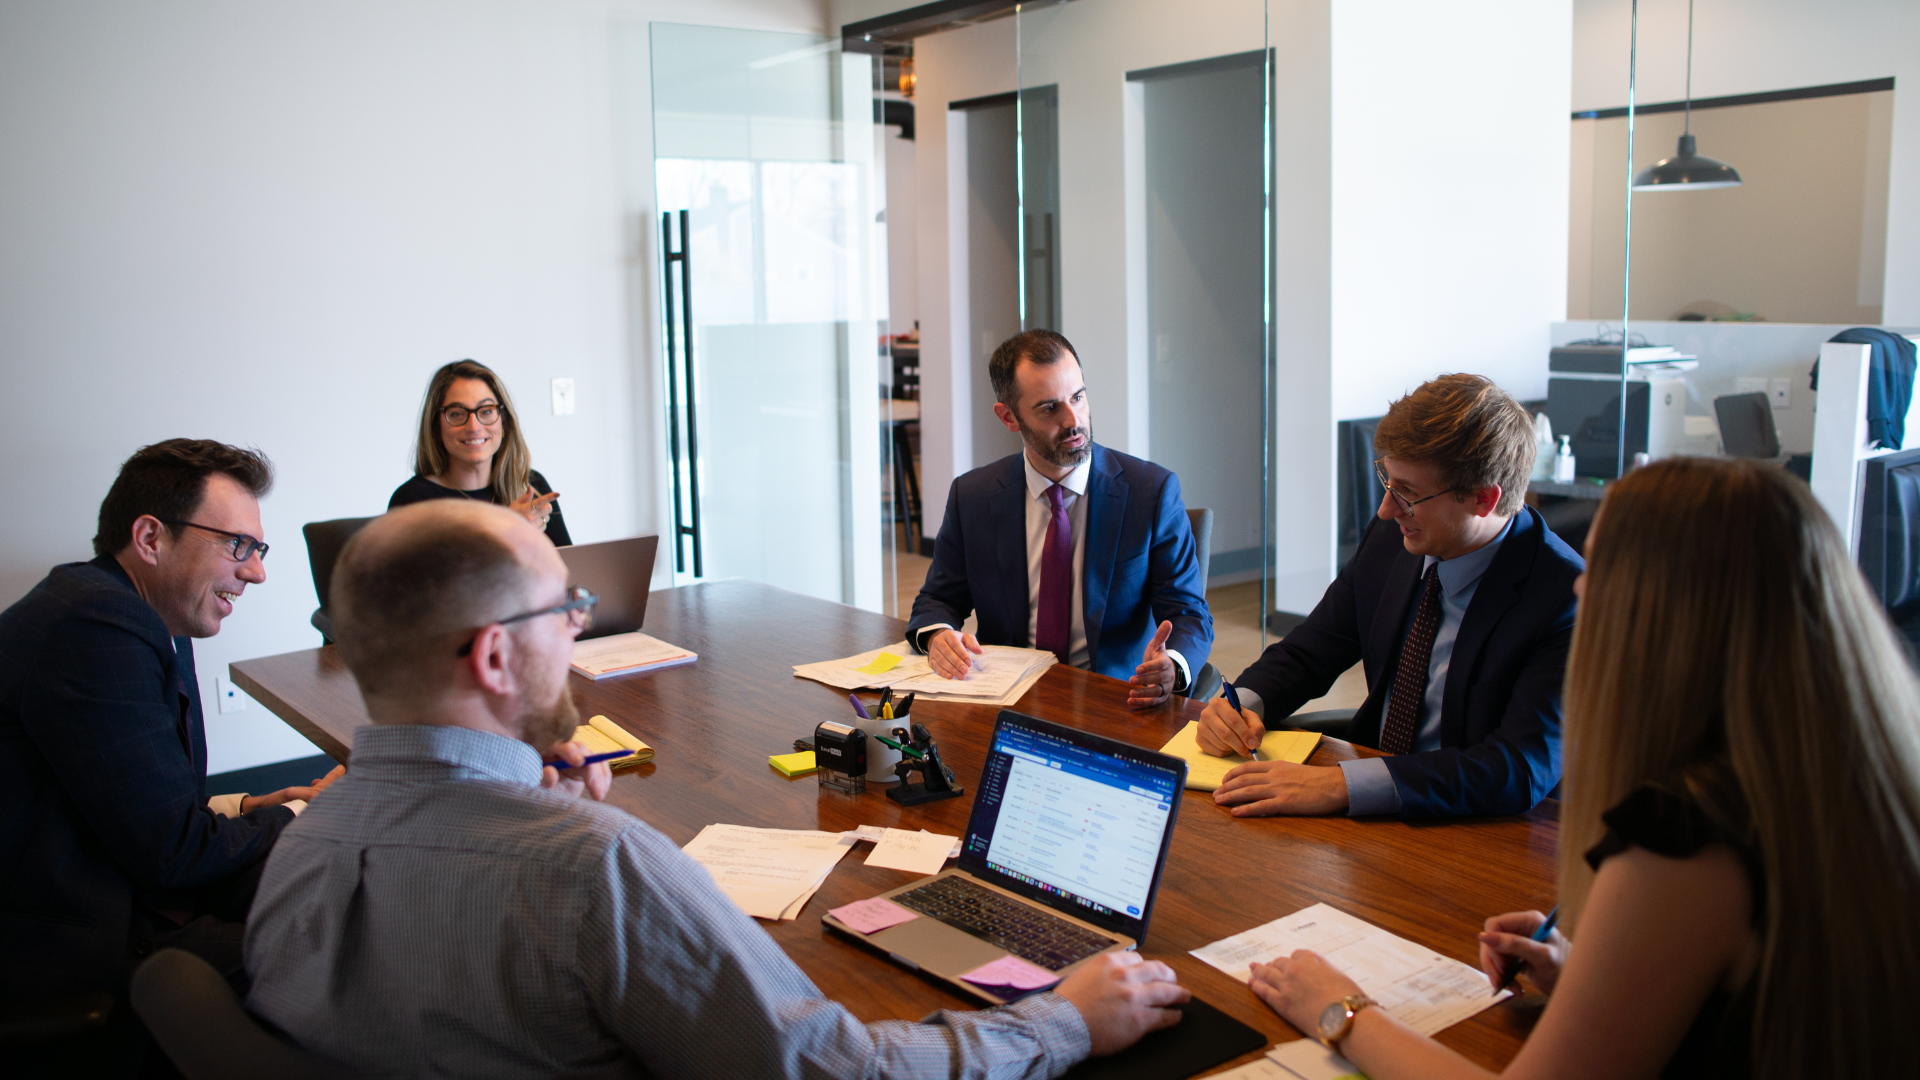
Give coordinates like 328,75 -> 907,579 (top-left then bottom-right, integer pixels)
571,714 -> 652,772
887,645 -> 1058,706
1191,903 -> 1509,1036
681,825 -> 851,921
571,632 -> 697,680
1157,722 -> 1320,791
793,645 -> 932,691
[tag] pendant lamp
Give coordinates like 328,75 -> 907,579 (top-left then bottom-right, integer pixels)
1632,0 -> 1742,191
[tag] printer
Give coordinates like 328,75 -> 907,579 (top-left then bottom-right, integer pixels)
1545,344 -> 1710,479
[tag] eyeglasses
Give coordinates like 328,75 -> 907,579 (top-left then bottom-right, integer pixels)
1374,460 -> 1459,515
440,403 -> 503,427
160,520 -> 269,563
456,586 -> 598,657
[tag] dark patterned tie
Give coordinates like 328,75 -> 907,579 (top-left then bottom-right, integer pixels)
1035,484 -> 1072,661
1379,565 -> 1442,755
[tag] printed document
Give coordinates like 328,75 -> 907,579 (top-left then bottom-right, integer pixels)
1192,903 -> 1509,1036
792,644 -> 931,690
681,825 -> 850,921
889,645 -> 1057,703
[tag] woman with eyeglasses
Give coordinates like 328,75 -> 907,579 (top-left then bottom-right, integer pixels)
389,360 -> 572,546
1247,458 -> 1920,1079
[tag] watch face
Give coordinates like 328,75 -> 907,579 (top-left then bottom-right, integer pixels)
1318,999 -> 1350,1040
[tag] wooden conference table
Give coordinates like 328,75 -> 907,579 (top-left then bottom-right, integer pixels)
233,579 -> 1556,1075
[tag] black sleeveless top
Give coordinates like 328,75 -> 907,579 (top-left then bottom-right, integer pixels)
1584,785 -> 1760,1080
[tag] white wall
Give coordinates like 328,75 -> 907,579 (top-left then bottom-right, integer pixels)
1571,0 -> 1920,323
0,0 -> 826,773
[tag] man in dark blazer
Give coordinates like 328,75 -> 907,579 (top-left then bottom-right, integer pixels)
909,330 -> 1211,708
1199,375 -> 1581,818
0,440 -> 338,1016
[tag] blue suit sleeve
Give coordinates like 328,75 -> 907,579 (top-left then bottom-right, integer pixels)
1380,596 -> 1572,818
906,482 -> 975,652
1144,471 -> 1212,674
20,600 -> 289,892
1232,540 -> 1367,726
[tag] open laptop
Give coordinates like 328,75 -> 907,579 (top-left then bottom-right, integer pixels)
555,535 -> 660,640
824,710 -> 1186,1004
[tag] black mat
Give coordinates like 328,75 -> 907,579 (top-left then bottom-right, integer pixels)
1059,995 -> 1267,1080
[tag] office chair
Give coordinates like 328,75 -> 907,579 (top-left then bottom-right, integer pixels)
303,516 -> 373,643
130,949 -> 377,1080
1182,508 -> 1225,700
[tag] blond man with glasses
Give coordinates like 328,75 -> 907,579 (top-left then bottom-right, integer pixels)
1196,374 -> 1583,819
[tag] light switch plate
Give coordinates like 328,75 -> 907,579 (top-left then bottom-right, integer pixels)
551,378 -> 576,416
1769,378 -> 1791,409
215,675 -> 247,714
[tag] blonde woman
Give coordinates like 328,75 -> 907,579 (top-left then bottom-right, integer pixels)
390,360 -> 571,546
1248,457 -> 1920,1079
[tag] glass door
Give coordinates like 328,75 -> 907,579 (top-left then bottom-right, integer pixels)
648,24 -> 884,609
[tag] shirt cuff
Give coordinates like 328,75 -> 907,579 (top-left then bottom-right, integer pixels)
285,799 -> 308,816
926,990 -> 1092,1077
1338,757 -> 1403,817
207,792 -> 247,818
1165,649 -> 1191,694
913,624 -> 955,654
1230,686 -> 1267,721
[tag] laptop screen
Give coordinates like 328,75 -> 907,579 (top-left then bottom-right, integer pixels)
959,711 -> 1185,939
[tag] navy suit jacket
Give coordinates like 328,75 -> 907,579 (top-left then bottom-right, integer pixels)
0,556 -> 292,997
1236,506 -> 1581,818
908,444 -> 1212,682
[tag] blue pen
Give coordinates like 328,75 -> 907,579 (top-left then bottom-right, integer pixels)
848,693 -> 872,720
1221,680 -> 1259,761
1496,905 -> 1560,994
543,749 -> 634,768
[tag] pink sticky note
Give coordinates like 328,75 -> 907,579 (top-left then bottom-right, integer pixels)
959,954 -> 1060,991
827,897 -> 920,935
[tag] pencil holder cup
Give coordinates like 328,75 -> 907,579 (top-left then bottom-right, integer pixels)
855,715 -> 904,782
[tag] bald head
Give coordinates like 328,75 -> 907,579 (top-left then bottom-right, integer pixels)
331,500 -> 556,705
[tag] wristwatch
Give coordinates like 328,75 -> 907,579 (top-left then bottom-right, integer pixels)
1317,994 -> 1378,1048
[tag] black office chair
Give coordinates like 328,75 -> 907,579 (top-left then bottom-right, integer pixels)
131,949 -> 377,1080
1181,508 -> 1225,701
303,517 -> 373,643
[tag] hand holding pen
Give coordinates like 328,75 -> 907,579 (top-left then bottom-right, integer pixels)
1479,906 -> 1564,995
1220,681 -> 1263,761
539,740 -> 621,802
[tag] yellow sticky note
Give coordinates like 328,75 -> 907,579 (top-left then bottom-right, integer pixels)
854,652 -> 904,675
770,751 -> 819,777
1157,721 -> 1320,792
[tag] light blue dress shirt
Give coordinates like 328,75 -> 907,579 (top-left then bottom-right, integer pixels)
1236,516 -> 1513,817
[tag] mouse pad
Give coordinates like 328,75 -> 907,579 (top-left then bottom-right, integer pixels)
1057,995 -> 1267,1080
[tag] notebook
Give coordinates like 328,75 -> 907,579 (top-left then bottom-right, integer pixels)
1157,722 -> 1320,791
570,714 -> 652,772
570,631 -> 697,680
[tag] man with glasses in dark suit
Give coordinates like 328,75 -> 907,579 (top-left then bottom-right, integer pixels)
0,439 -> 340,1074
1197,375 -> 1582,820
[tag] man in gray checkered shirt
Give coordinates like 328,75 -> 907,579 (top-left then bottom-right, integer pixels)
244,499 -> 1188,1078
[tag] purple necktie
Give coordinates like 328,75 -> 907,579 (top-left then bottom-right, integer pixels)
1379,565 -> 1442,756
1036,483 -> 1072,662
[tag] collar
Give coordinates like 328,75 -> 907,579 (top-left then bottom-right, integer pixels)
348,724 -> 546,787
1022,451 -> 1092,502
1423,514 -> 1515,598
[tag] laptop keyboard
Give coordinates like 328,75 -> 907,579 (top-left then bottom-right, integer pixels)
891,876 -> 1116,971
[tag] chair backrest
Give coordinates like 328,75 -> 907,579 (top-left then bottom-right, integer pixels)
1185,507 -> 1214,586
130,949 -> 378,1080
303,517 -> 374,614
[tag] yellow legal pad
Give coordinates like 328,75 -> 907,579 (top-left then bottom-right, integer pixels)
769,751 -> 819,778
1157,721 -> 1320,792
572,714 -> 653,772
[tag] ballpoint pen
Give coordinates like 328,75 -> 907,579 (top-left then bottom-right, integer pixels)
898,692 -> 915,717
1495,905 -> 1560,995
542,749 -> 634,768
1221,679 -> 1261,761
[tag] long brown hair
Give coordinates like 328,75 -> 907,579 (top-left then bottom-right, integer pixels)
1561,457 -> 1920,1078
411,360 -> 533,506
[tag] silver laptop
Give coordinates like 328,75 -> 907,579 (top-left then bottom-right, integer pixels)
824,710 -> 1187,1004
555,535 -> 660,639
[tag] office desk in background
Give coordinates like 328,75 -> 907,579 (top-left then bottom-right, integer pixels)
232,579 -> 1555,1076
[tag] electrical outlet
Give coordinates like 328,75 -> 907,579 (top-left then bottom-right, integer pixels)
1769,378 -> 1791,410
1735,376 -> 1767,395
551,378 -> 576,416
215,676 -> 247,714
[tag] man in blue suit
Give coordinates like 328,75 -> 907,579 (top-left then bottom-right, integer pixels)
0,440 -> 339,1025
1199,374 -> 1581,818
909,330 -> 1211,708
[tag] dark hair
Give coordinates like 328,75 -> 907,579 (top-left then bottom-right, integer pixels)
988,330 -> 1080,407
93,440 -> 274,558
1373,373 -> 1535,516
331,502 -> 534,700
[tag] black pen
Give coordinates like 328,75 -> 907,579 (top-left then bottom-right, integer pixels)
1221,680 -> 1260,761
897,692 -> 915,718
1496,905 -> 1560,995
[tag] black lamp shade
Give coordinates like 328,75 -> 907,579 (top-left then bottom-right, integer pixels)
1632,133 -> 1742,190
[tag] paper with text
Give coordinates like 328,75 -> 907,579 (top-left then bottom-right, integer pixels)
865,828 -> 959,875
889,645 -> 1056,700
682,825 -> 850,921
1192,903 -> 1508,1036
1267,1038 -> 1367,1080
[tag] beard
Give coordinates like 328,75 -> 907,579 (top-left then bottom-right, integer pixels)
518,659 -> 582,754
1018,418 -> 1092,469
